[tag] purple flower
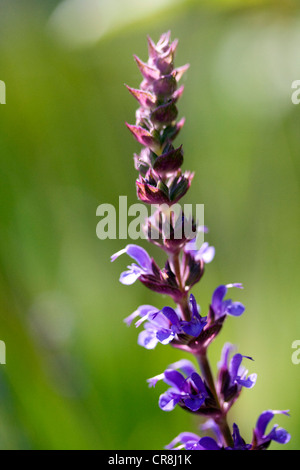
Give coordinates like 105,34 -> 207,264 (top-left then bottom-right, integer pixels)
210,283 -> 245,320
124,304 -> 158,327
217,343 -> 257,406
196,410 -> 291,450
111,244 -> 153,285
165,432 -> 203,450
252,410 -> 290,449
125,294 -> 207,349
199,422 -> 251,450
184,239 -> 215,264
200,418 -> 250,450
166,422 -> 251,450
180,294 -> 207,337
231,423 -> 252,450
112,247 -> 184,301
148,359 -> 208,412
126,304 -> 177,349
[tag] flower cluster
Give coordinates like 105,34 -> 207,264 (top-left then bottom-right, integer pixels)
166,410 -> 290,450
111,32 -> 290,450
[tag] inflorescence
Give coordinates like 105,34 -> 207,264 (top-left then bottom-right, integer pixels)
111,31 -> 290,450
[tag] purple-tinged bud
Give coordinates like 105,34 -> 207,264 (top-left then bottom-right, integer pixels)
183,253 -> 205,289
125,123 -> 160,152
154,42 -> 177,75
151,74 -> 177,98
147,34 -> 178,75
144,208 -> 197,254
125,85 -> 156,109
161,117 -> 185,143
139,274 -> 183,301
153,145 -> 183,178
134,107 -> 151,128
136,176 -> 170,205
150,100 -> 178,126
156,31 -> 171,50
169,171 -> 194,203
133,148 -> 151,175
139,259 -> 182,302
134,55 -> 160,82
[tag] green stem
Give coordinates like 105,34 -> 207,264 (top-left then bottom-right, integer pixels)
196,351 -> 234,448
170,252 -> 191,322
178,295 -> 191,322
196,351 -> 220,407
171,252 -> 183,290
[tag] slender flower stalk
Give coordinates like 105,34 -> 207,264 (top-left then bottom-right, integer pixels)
111,31 -> 290,450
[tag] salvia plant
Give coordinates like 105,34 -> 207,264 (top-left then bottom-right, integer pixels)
111,31 -> 291,450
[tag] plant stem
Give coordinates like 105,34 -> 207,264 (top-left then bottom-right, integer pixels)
216,415 -> 235,449
196,350 -> 234,448
171,252 -> 183,290
178,295 -> 191,322
170,252 -> 191,322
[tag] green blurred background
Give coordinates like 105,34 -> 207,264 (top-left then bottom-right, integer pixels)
0,0 -> 299,450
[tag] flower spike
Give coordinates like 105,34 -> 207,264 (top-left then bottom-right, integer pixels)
110,31 -> 290,451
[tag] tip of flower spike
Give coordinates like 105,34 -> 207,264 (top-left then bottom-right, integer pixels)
153,31 -> 171,50
147,35 -> 157,58
161,30 -> 171,41
170,38 -> 178,54
147,32 -> 178,61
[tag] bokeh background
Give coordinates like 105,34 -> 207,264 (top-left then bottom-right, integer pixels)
0,0 -> 299,450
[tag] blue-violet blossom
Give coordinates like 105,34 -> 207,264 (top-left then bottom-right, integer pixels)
124,293 -> 207,349
148,359 -> 208,412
